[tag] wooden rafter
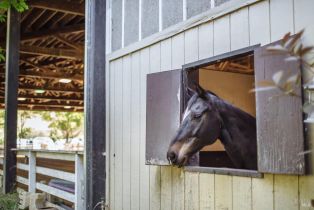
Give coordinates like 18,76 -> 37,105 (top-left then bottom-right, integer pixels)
29,0 -> 84,16
55,35 -> 83,51
0,94 -> 82,102
20,45 -> 84,59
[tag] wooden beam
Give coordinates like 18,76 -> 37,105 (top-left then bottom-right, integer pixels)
22,24 -> 84,41
0,85 -> 83,94
0,94 -> 83,102
29,0 -> 84,16
20,45 -> 84,59
3,7 -> 20,194
84,0 -> 106,209
55,35 -> 83,51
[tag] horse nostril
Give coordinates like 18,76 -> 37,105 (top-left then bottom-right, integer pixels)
167,152 -> 177,164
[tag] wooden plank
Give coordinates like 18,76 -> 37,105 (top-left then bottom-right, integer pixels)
232,176 -> 252,210
270,0 -> 294,41
230,7 -> 249,50
198,22 -> 214,60
149,43 -> 161,210
248,0 -> 270,46
28,152 -> 36,193
29,0 -> 84,16
160,166 -> 172,210
294,0 -> 314,31
184,28 -> 199,64
16,176 -> 28,186
3,7 -> 20,194
184,172 -> 199,210
109,61 -> 116,210
171,167 -> 184,210
252,174 -> 274,210
160,38 -> 172,210
20,45 -> 83,59
130,52 -> 141,210
274,175 -> 298,210
122,55 -> 131,210
84,0 -> 107,208
299,175 -> 314,210
215,175 -> 232,210
35,166 -> 75,182
213,15 -> 230,55
170,32 -> 185,210
139,48 -> 150,210
199,173 -> 215,210
36,182 -> 75,203
254,42 -> 305,174
160,39 -> 172,71
114,59 -> 123,210
171,33 -> 184,69
75,154 -> 84,210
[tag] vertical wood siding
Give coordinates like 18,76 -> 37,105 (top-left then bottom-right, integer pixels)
108,0 -> 314,209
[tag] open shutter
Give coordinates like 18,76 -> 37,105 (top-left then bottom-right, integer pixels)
254,42 -> 305,174
146,69 -> 182,165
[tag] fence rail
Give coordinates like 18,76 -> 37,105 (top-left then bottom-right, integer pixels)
0,149 -> 84,210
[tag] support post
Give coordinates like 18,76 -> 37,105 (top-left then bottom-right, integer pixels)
75,154 -> 84,210
28,152 -> 36,193
3,7 -> 20,193
84,0 -> 106,209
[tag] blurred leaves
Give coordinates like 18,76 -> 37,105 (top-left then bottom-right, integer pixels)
254,30 -> 314,98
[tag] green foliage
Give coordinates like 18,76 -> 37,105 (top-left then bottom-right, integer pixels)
17,110 -> 34,139
40,111 -> 83,142
0,192 -> 19,210
0,0 -> 28,61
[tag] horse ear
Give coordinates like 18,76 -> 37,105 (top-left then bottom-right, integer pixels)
195,83 -> 207,98
186,87 -> 195,98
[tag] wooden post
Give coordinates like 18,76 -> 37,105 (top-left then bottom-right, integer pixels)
84,0 -> 107,209
3,7 -> 20,193
75,154 -> 84,210
28,151 -> 36,193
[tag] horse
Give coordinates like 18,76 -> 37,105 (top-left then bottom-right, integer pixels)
167,84 -> 257,170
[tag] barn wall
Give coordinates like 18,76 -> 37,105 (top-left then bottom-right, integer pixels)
108,0 -> 314,209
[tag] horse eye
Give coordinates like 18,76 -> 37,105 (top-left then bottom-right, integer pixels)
193,113 -> 202,119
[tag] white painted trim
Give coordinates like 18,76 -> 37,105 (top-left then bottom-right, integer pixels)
107,0 -> 262,61
139,0 -> 142,40
159,0 -> 163,31
28,151 -> 36,193
211,0 -> 216,8
36,182 -> 75,202
183,0 -> 187,21
75,154 -> 84,210
0,169 -> 3,175
121,0 -> 125,48
17,175 -> 28,186
37,166 -> 75,182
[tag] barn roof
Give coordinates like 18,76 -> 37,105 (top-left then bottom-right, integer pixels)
0,0 -> 85,112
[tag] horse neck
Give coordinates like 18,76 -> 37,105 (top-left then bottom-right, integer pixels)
212,97 -> 256,150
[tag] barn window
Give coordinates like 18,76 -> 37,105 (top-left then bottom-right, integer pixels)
146,41 -> 305,176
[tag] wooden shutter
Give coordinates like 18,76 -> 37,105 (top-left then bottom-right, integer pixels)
254,42 -> 305,174
146,69 -> 182,165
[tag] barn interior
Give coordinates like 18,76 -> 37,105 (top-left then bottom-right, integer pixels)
188,52 -> 256,169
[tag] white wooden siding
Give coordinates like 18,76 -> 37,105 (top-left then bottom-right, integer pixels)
108,0 -> 314,209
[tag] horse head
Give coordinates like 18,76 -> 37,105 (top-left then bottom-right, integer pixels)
167,84 -> 222,167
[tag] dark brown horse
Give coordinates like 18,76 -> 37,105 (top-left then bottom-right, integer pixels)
167,84 -> 257,170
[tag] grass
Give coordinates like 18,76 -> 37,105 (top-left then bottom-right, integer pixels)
0,192 -> 19,210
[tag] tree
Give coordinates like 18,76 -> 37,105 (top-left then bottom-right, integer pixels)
17,111 -> 35,139
0,0 -> 28,61
40,112 -> 83,143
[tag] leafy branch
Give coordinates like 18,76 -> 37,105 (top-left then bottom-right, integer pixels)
0,0 -> 28,62
254,30 -> 314,99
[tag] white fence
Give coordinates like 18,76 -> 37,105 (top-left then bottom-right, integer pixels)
0,149 -> 84,210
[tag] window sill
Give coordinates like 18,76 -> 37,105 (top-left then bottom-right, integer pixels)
184,166 -> 263,178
